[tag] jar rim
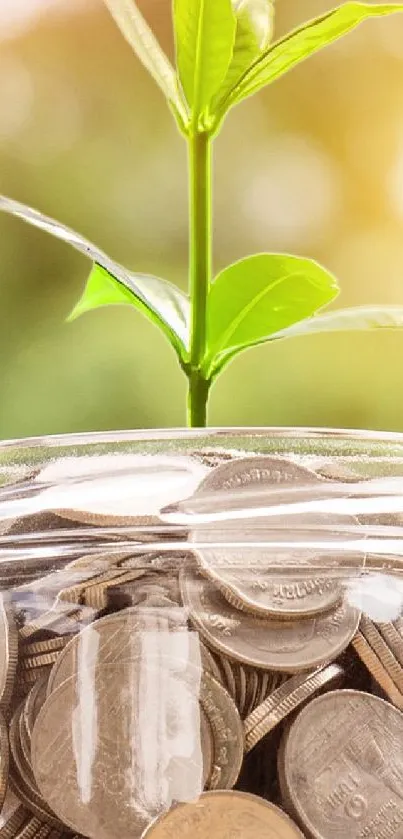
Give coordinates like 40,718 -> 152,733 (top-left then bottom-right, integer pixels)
2,425 -> 403,452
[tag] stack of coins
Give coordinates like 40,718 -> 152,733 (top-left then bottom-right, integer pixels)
0,451 -> 401,838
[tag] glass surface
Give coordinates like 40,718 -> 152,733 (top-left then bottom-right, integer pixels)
0,427 -> 403,839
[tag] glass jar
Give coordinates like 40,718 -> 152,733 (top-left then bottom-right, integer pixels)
0,427 -> 403,839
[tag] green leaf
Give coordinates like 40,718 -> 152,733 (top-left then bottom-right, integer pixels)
268,305 -> 403,341
102,0 -> 188,128
0,194 -> 190,364
69,264 -> 190,361
174,0 -> 237,122
214,0 -> 275,108
204,253 -> 339,377
220,2 -> 403,113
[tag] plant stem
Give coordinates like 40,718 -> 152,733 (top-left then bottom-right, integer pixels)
187,130 -> 212,428
188,369 -> 210,427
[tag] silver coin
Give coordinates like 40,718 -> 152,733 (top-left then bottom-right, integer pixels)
188,457 -> 361,618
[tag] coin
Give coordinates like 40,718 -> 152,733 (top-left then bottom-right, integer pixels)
194,456 -> 323,495
18,603 -> 89,642
352,632 -> 403,710
13,817 -> 52,839
141,790 -> 305,839
235,663 -> 247,716
281,689 -> 403,839
359,615 -> 403,694
214,653 -> 237,703
244,663 -> 343,753
9,703 -> 58,827
197,646 -> 222,686
0,594 -> 18,709
244,667 -> 260,718
201,670 -> 244,790
0,803 -> 29,839
22,677 -> 49,754
56,558 -> 136,606
105,571 -> 182,612
0,713 -> 9,812
32,661 -> 242,839
10,749 -> 61,828
46,607 -> 191,696
190,522 -> 360,619
20,653 -> 61,672
20,638 -> 69,658
17,666 -> 52,694
315,463 -> 368,483
180,567 -> 360,672
183,453 -> 365,618
189,533 -> 359,618
377,622 -> 403,668
189,449 -> 235,470
199,708 -> 214,789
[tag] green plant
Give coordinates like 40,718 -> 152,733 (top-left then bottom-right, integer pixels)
2,1 -> 403,427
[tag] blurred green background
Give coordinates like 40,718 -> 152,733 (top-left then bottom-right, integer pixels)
1,0 -> 403,438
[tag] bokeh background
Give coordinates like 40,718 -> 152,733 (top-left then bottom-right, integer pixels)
1,0 -> 403,438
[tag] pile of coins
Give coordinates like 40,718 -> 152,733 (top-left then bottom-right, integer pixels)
0,451 -> 402,838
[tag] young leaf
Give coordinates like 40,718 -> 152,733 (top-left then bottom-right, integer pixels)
173,0 -> 237,122
103,0 -> 188,128
0,195 -> 190,363
68,264 -> 190,361
214,0 -> 275,108
220,2 -> 403,114
268,305 -> 403,341
204,253 -> 339,378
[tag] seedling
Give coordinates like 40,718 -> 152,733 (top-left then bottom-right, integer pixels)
2,1 -> 403,427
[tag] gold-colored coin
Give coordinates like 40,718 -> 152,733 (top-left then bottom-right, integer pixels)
244,663 -> 343,753
141,791 -> 305,839
352,631 -> 403,710
280,689 -> 403,839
